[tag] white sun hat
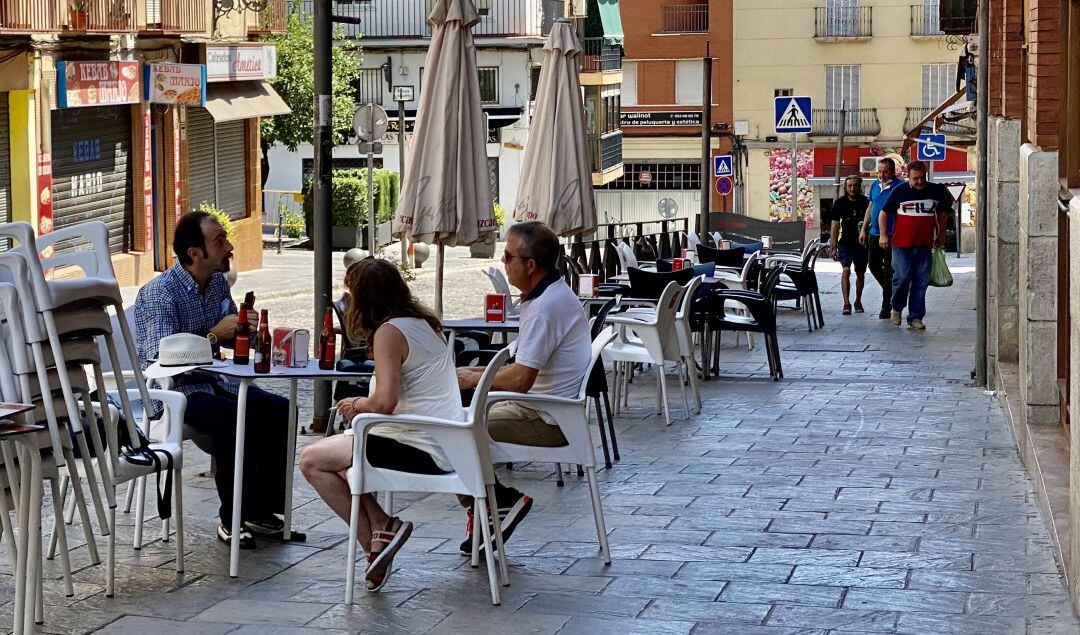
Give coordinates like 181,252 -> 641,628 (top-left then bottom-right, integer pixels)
144,332 -> 216,379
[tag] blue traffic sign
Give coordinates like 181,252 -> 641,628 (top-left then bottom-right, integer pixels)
715,176 -> 733,196
917,134 -> 946,162
713,155 -> 733,178
774,96 -> 812,134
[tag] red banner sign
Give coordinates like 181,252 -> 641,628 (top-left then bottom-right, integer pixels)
56,61 -> 141,108
142,108 -> 154,252
173,108 -> 182,220
37,153 -> 54,265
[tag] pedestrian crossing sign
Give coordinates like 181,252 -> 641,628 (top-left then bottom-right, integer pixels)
713,155 -> 733,178
774,96 -> 812,134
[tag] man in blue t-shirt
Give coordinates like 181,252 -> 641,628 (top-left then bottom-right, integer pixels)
859,157 -> 904,319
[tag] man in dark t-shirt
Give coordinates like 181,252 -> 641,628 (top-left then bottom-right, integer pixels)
879,161 -> 953,330
829,175 -> 869,315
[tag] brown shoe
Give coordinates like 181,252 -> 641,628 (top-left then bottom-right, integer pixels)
909,319 -> 926,330
890,310 -> 902,326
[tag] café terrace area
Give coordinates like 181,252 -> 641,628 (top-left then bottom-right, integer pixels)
8,248 -> 1074,635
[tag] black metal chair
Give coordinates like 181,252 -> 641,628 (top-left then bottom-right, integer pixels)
587,298 -> 619,469
770,244 -> 825,332
696,244 -> 746,269
705,264 -> 786,381
626,266 -> 694,300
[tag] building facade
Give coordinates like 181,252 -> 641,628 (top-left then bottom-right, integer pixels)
611,0 -> 733,228
265,0 -> 623,234
983,0 -> 1080,613
0,0 -> 286,285
733,0 -> 970,226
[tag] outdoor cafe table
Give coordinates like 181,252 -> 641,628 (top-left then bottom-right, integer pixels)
201,360 -> 374,578
442,317 -> 520,350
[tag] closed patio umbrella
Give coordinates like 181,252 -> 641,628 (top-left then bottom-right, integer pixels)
512,18 -> 597,237
392,0 -> 494,316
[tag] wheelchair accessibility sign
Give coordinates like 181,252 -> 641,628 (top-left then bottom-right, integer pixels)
917,134 -> 946,162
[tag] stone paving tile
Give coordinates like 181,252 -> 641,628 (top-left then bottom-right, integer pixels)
719,582 -> 844,607
91,615 -> 236,635
841,588 -> 969,614
764,604 -> 900,631
190,598 -> 334,626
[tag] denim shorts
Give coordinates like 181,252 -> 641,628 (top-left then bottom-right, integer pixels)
837,244 -> 868,273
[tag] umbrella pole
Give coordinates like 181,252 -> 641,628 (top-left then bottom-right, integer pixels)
435,243 -> 445,319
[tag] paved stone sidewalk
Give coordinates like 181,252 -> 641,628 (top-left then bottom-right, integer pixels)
24,251 -> 1079,634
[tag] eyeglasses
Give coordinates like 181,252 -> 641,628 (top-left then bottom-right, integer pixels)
501,251 -> 534,264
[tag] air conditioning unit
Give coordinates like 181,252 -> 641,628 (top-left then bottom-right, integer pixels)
859,156 -> 880,173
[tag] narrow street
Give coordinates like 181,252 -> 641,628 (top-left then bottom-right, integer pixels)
51,249 -> 1079,633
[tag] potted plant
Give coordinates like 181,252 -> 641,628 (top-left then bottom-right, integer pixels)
68,0 -> 89,30
303,174 -> 372,250
470,200 -> 504,258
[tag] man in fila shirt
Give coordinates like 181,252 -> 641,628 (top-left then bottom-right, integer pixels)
878,161 -> 953,330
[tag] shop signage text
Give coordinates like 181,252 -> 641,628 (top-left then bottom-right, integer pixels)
145,63 -> 207,106
620,111 -> 703,127
56,61 -> 141,108
205,44 -> 277,82
37,154 -> 53,237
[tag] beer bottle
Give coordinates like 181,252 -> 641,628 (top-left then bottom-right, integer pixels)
253,309 -> 272,373
233,303 -> 251,365
318,307 -> 336,370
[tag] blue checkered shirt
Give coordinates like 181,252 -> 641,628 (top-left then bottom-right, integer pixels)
133,263 -> 238,397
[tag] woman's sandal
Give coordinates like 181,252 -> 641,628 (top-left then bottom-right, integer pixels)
842,304 -> 852,316
365,517 -> 413,592
854,302 -> 865,313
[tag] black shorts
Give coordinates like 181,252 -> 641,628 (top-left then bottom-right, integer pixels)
837,244 -> 868,273
366,433 -> 450,475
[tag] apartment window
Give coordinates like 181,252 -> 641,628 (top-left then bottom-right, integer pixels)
587,90 -> 621,136
922,63 -> 956,108
529,65 -> 541,101
921,0 -> 942,32
353,68 -> 384,106
775,88 -> 793,98
622,61 -> 638,106
824,0 -> 859,37
600,162 -> 701,190
478,67 -> 499,104
825,65 -> 860,111
675,60 -> 703,105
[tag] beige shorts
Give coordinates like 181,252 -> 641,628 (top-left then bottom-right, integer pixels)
487,401 -> 568,447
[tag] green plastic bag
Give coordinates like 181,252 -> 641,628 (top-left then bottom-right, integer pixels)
929,248 -> 953,287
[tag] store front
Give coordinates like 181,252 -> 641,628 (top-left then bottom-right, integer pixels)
52,61 -> 142,255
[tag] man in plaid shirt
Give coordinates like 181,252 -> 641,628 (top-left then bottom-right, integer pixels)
134,210 -> 299,548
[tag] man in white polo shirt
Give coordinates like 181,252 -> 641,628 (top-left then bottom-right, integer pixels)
456,221 -> 590,555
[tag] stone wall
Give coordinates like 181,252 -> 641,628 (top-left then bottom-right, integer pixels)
1017,144 -> 1059,425
1069,196 -> 1080,602
987,117 -> 1022,387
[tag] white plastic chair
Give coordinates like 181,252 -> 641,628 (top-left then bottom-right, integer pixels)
604,282 -> 689,426
482,268 -> 520,318
686,231 -> 700,251
344,348 -> 511,605
101,388 -> 186,598
485,327 -> 618,564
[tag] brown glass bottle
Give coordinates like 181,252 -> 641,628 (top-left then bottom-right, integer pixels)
233,303 -> 251,365
318,307 -> 336,370
253,309 -> 271,373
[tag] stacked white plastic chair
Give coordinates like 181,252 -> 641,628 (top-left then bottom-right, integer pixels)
0,221 -> 161,599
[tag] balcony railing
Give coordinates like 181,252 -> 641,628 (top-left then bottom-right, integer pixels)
909,4 -> 944,35
65,0 -> 136,32
294,0 -> 544,39
581,37 -> 622,73
590,131 -> 623,174
661,4 -> 708,33
0,0 -> 60,31
249,0 -> 287,33
814,5 -> 872,39
809,108 -> 881,136
147,0 -> 207,33
904,107 -> 972,135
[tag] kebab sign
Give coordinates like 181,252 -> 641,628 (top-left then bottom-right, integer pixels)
56,61 -> 141,108
144,63 -> 207,107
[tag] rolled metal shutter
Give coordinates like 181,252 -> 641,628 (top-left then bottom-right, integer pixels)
51,106 -> 133,254
186,108 -> 247,220
186,107 -> 216,212
0,95 -> 10,230
215,119 -> 247,220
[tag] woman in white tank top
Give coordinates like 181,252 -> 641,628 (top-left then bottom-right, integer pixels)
300,258 -> 462,592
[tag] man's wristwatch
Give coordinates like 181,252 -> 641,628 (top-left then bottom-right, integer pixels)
207,332 -> 218,346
